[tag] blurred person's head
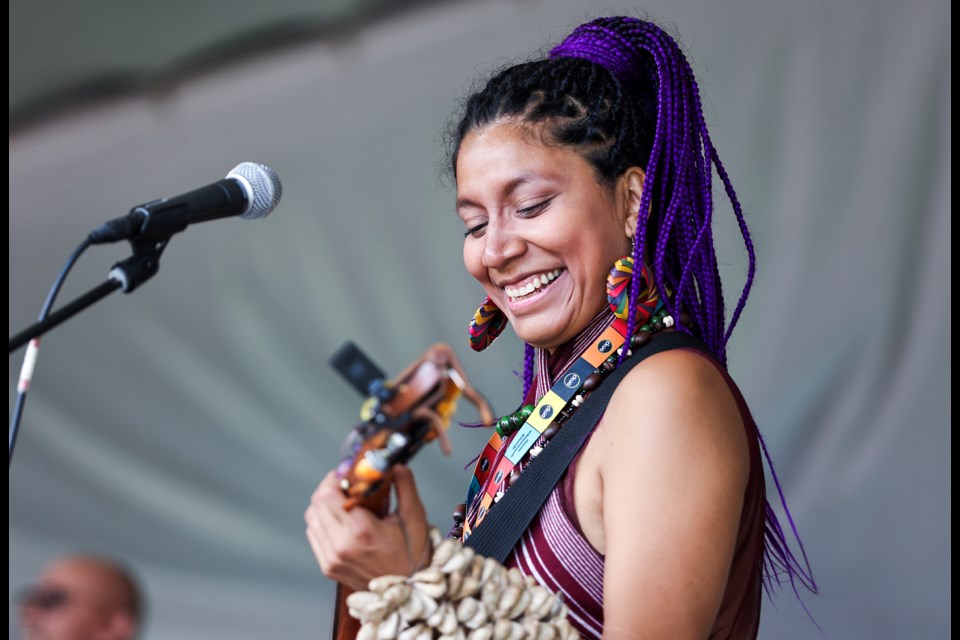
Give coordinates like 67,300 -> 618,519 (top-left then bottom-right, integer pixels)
17,554 -> 142,640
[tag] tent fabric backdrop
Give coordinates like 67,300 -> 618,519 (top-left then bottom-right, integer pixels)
9,0 -> 950,638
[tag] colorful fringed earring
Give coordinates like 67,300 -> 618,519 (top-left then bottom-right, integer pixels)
606,257 -> 661,324
468,296 -> 508,352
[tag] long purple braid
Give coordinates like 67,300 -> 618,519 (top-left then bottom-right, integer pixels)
521,343 -> 535,402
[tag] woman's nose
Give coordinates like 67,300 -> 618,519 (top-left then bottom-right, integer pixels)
481,221 -> 524,268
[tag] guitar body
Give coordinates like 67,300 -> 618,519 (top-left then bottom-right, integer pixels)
326,342 -> 492,640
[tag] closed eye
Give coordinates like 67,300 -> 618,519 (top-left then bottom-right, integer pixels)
517,196 -> 554,217
464,222 -> 487,238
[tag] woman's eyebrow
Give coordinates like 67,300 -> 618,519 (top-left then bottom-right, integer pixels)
456,171 -> 552,211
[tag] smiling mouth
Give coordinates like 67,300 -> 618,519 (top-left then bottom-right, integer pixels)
504,268 -> 564,303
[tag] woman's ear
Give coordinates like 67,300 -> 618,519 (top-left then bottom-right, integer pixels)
620,167 -> 646,238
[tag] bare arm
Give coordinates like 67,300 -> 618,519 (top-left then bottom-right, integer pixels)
597,349 -> 750,639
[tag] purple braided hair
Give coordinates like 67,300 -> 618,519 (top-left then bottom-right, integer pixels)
550,15 -> 814,603
521,343 -> 535,402
551,18 -> 756,365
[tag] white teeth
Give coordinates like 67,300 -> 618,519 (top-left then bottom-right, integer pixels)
505,269 -> 564,301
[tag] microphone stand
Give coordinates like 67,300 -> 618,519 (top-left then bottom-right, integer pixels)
9,236 -> 171,466
9,244 -> 165,352
9,280 -> 123,353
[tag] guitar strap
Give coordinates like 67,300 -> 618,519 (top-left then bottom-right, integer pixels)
464,330 -> 710,563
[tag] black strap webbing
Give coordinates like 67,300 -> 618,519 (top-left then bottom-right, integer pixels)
464,330 -> 710,562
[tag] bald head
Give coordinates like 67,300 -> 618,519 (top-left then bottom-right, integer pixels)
17,554 -> 142,640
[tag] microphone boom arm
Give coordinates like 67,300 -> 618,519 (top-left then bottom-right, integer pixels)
9,235 -> 170,353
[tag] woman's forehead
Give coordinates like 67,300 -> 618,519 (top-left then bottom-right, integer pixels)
456,124 -> 587,189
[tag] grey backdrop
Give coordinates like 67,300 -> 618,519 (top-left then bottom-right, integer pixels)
9,0 -> 951,638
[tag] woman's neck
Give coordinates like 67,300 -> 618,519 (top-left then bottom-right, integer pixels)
532,307 -> 614,402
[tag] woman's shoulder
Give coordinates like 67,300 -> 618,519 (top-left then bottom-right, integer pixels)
615,341 -> 734,398
598,342 -> 750,472
586,344 -> 757,639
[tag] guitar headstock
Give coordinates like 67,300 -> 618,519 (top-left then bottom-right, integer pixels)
330,342 -> 493,511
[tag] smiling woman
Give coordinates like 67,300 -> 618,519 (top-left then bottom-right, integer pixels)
305,14 -> 816,639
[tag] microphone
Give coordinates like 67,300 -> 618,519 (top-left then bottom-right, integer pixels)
88,162 -> 283,244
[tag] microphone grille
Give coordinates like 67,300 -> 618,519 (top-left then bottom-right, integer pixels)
228,162 -> 283,220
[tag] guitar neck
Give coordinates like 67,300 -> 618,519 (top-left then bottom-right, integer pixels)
331,484 -> 392,639
325,341 -> 492,639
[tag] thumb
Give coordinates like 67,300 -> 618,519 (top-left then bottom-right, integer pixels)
392,465 -> 432,574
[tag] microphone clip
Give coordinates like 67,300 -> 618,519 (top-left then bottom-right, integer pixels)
108,234 -> 172,293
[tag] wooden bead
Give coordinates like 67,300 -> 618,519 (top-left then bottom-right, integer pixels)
631,330 -> 652,348
582,372 -> 603,392
543,423 -> 560,441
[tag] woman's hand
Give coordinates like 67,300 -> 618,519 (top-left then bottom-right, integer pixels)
305,464 -> 431,591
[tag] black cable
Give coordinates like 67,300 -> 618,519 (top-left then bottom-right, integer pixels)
10,236 -> 94,467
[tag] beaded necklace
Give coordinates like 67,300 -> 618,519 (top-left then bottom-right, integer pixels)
453,303 -> 677,542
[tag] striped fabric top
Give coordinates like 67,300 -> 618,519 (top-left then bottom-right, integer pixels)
505,483 -> 606,638
502,346 -> 765,639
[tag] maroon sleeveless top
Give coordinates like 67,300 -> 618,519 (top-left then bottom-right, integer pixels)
503,345 -> 766,639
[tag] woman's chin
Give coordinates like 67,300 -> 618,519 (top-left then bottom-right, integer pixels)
511,321 -> 569,351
